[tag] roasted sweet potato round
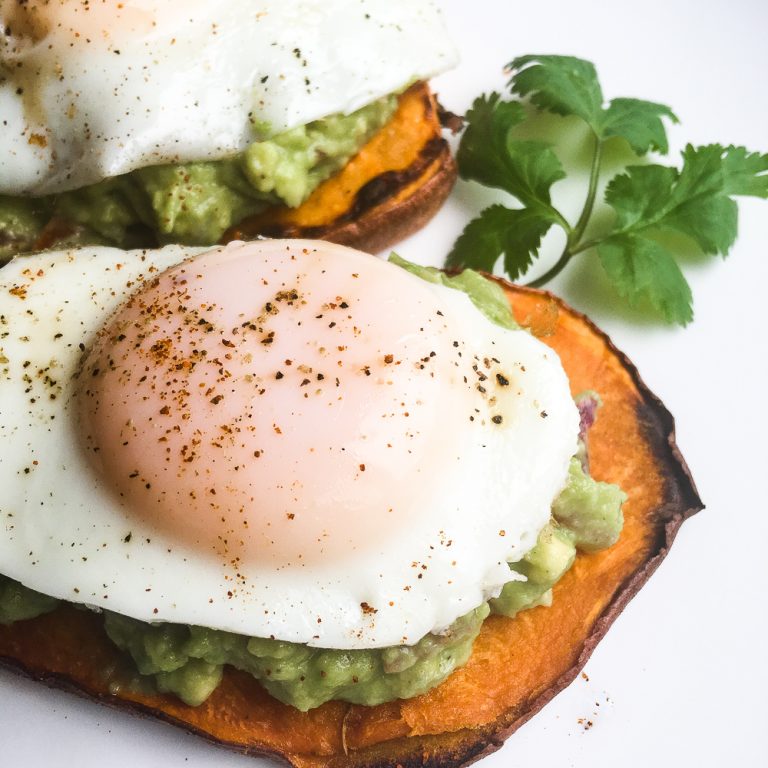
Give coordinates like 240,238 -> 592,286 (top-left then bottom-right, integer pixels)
0,282 -> 702,767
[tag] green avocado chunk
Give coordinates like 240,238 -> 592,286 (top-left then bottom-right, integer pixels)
0,95 -> 397,257
0,197 -> 55,261
553,458 -> 626,553
0,577 -> 59,626
490,522 -> 577,618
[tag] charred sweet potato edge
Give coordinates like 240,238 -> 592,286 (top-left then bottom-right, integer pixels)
0,283 -> 702,768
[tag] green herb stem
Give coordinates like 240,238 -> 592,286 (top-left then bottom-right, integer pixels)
549,208 -> 574,236
569,236 -> 603,256
570,135 -> 603,246
526,246 -> 572,288
527,135 -> 603,288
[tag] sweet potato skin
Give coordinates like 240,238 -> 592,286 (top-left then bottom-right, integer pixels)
0,283 -> 702,767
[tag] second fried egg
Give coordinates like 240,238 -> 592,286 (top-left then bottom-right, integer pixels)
0,240 -> 578,648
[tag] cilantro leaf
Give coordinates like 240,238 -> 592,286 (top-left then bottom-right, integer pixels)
598,236 -> 693,325
447,205 -> 556,280
605,145 -> 768,256
508,55 -> 604,131
457,93 -> 566,208
660,194 -> 738,256
508,56 -> 676,157
673,144 -> 768,199
717,144 -> 768,197
603,165 -> 679,230
600,98 -> 679,155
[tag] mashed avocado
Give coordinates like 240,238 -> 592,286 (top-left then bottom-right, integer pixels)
0,577 -> 59,626
490,521 -> 576,618
102,603 -> 490,710
0,264 -> 625,710
0,96 -> 397,257
553,458 -> 626,552
389,254 -> 519,330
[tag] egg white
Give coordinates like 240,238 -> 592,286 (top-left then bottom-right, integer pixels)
0,242 -> 578,649
0,0 -> 458,196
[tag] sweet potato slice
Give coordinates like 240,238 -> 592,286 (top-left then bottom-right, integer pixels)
223,82 -> 457,253
0,283 -> 702,767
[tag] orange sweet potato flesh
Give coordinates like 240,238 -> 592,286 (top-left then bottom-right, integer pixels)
0,283 -> 702,767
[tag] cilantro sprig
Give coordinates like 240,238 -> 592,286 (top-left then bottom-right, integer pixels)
447,55 -> 768,325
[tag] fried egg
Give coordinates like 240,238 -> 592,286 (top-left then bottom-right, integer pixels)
0,0 -> 458,196
0,240 -> 578,649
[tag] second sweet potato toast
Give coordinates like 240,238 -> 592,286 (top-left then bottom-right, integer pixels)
0,264 -> 701,767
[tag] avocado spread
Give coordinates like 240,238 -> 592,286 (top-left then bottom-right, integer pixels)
0,263 -> 625,711
0,95 -> 397,257
388,254 -> 519,331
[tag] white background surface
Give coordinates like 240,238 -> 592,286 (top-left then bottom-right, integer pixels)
2,0 -> 767,765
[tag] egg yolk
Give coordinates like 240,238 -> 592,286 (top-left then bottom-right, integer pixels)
77,242 -> 478,570
2,0 -> 203,49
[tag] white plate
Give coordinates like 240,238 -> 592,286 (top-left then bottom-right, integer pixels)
3,1 -> 767,765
